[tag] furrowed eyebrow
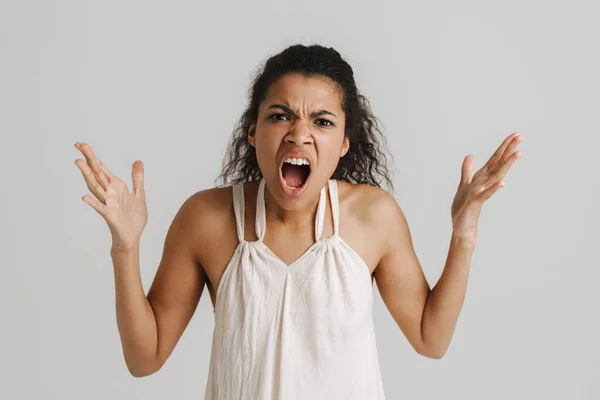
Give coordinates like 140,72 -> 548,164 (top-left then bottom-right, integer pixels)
266,104 -> 337,119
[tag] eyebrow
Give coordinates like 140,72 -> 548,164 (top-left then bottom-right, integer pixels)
266,104 -> 337,119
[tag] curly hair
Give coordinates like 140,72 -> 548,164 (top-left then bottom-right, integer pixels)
215,44 -> 394,190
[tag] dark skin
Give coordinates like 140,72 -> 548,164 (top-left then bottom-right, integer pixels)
74,73 -> 522,375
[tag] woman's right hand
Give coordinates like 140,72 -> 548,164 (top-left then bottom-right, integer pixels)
74,142 -> 148,251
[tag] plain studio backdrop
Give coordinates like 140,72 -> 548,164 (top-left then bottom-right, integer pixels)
1,0 -> 598,399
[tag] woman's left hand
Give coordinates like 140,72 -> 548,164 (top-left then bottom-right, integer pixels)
450,132 -> 524,245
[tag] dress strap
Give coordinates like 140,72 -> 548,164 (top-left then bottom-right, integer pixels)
232,183 -> 245,242
327,179 -> 340,236
256,178 -> 328,242
314,185 -> 327,240
255,179 -> 267,241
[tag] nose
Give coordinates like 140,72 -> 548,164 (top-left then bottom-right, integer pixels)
284,120 -> 313,145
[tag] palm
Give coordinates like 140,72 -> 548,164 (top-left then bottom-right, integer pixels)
450,132 -> 523,240
74,142 -> 147,250
103,178 -> 148,245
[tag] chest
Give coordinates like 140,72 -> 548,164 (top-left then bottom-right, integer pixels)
200,199 -> 382,308
217,240 -> 374,324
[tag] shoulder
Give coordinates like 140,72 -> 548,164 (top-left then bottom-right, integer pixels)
336,180 -> 404,226
336,180 -> 407,257
173,185 -> 236,258
182,185 -> 234,224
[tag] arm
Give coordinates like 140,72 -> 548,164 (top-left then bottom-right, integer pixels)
113,194 -> 206,377
74,141 -> 209,377
420,236 -> 475,357
374,132 -> 523,358
415,132 -> 522,356
373,192 -> 474,359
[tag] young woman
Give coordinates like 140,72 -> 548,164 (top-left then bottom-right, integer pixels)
74,44 -> 523,399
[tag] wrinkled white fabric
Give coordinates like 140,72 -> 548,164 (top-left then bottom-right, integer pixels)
204,179 -> 385,399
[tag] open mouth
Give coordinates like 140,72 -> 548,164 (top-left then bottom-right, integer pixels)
280,156 -> 311,195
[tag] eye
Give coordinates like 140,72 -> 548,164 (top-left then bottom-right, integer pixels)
268,113 -> 290,121
316,119 -> 334,127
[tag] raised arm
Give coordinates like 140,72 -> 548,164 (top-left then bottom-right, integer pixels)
371,191 -> 435,357
74,142 -> 207,377
142,194 -> 207,376
374,132 -> 523,359
373,192 -> 475,359
111,193 -> 208,377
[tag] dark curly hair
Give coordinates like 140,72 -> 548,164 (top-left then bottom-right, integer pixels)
215,44 -> 394,190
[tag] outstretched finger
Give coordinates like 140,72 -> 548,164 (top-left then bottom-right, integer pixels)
482,150 -> 523,189
75,159 -> 107,203
500,134 -> 523,164
460,155 -> 474,185
75,142 -> 115,189
482,132 -> 520,171
79,142 -> 116,179
131,160 -> 144,195
475,180 -> 504,203
82,194 -> 108,218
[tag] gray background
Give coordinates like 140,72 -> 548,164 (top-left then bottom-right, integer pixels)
1,0 -> 598,399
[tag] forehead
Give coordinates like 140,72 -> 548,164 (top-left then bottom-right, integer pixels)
262,73 -> 343,110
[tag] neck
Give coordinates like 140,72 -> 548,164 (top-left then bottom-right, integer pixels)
263,184 -> 321,228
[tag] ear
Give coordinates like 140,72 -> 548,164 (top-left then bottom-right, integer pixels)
340,136 -> 350,157
247,123 -> 256,147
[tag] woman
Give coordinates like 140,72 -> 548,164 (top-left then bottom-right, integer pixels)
74,44 -> 523,399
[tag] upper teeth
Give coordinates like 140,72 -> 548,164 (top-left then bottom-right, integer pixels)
284,157 -> 310,166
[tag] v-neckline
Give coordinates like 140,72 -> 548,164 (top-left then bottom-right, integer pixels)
254,238 -> 328,268
253,179 -> 332,268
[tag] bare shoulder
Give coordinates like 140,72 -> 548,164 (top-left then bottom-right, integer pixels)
184,186 -> 233,226
179,185 -> 237,261
336,180 -> 404,228
335,180 -> 406,270
142,184 -> 236,374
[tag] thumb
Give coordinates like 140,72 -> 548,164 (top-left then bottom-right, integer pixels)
460,155 -> 474,185
132,160 -> 144,194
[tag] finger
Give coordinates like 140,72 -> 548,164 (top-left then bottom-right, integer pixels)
75,142 -> 116,179
460,155 -> 474,185
82,194 -> 108,218
475,180 -> 504,203
131,160 -> 144,195
75,158 -> 107,203
500,134 -> 523,164
74,142 -> 115,189
75,142 -> 109,190
91,166 -> 110,192
482,149 -> 523,189
481,132 -> 520,172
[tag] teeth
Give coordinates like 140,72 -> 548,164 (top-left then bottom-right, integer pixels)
284,157 -> 309,166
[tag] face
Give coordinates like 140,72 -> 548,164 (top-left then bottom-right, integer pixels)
248,73 -> 349,210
